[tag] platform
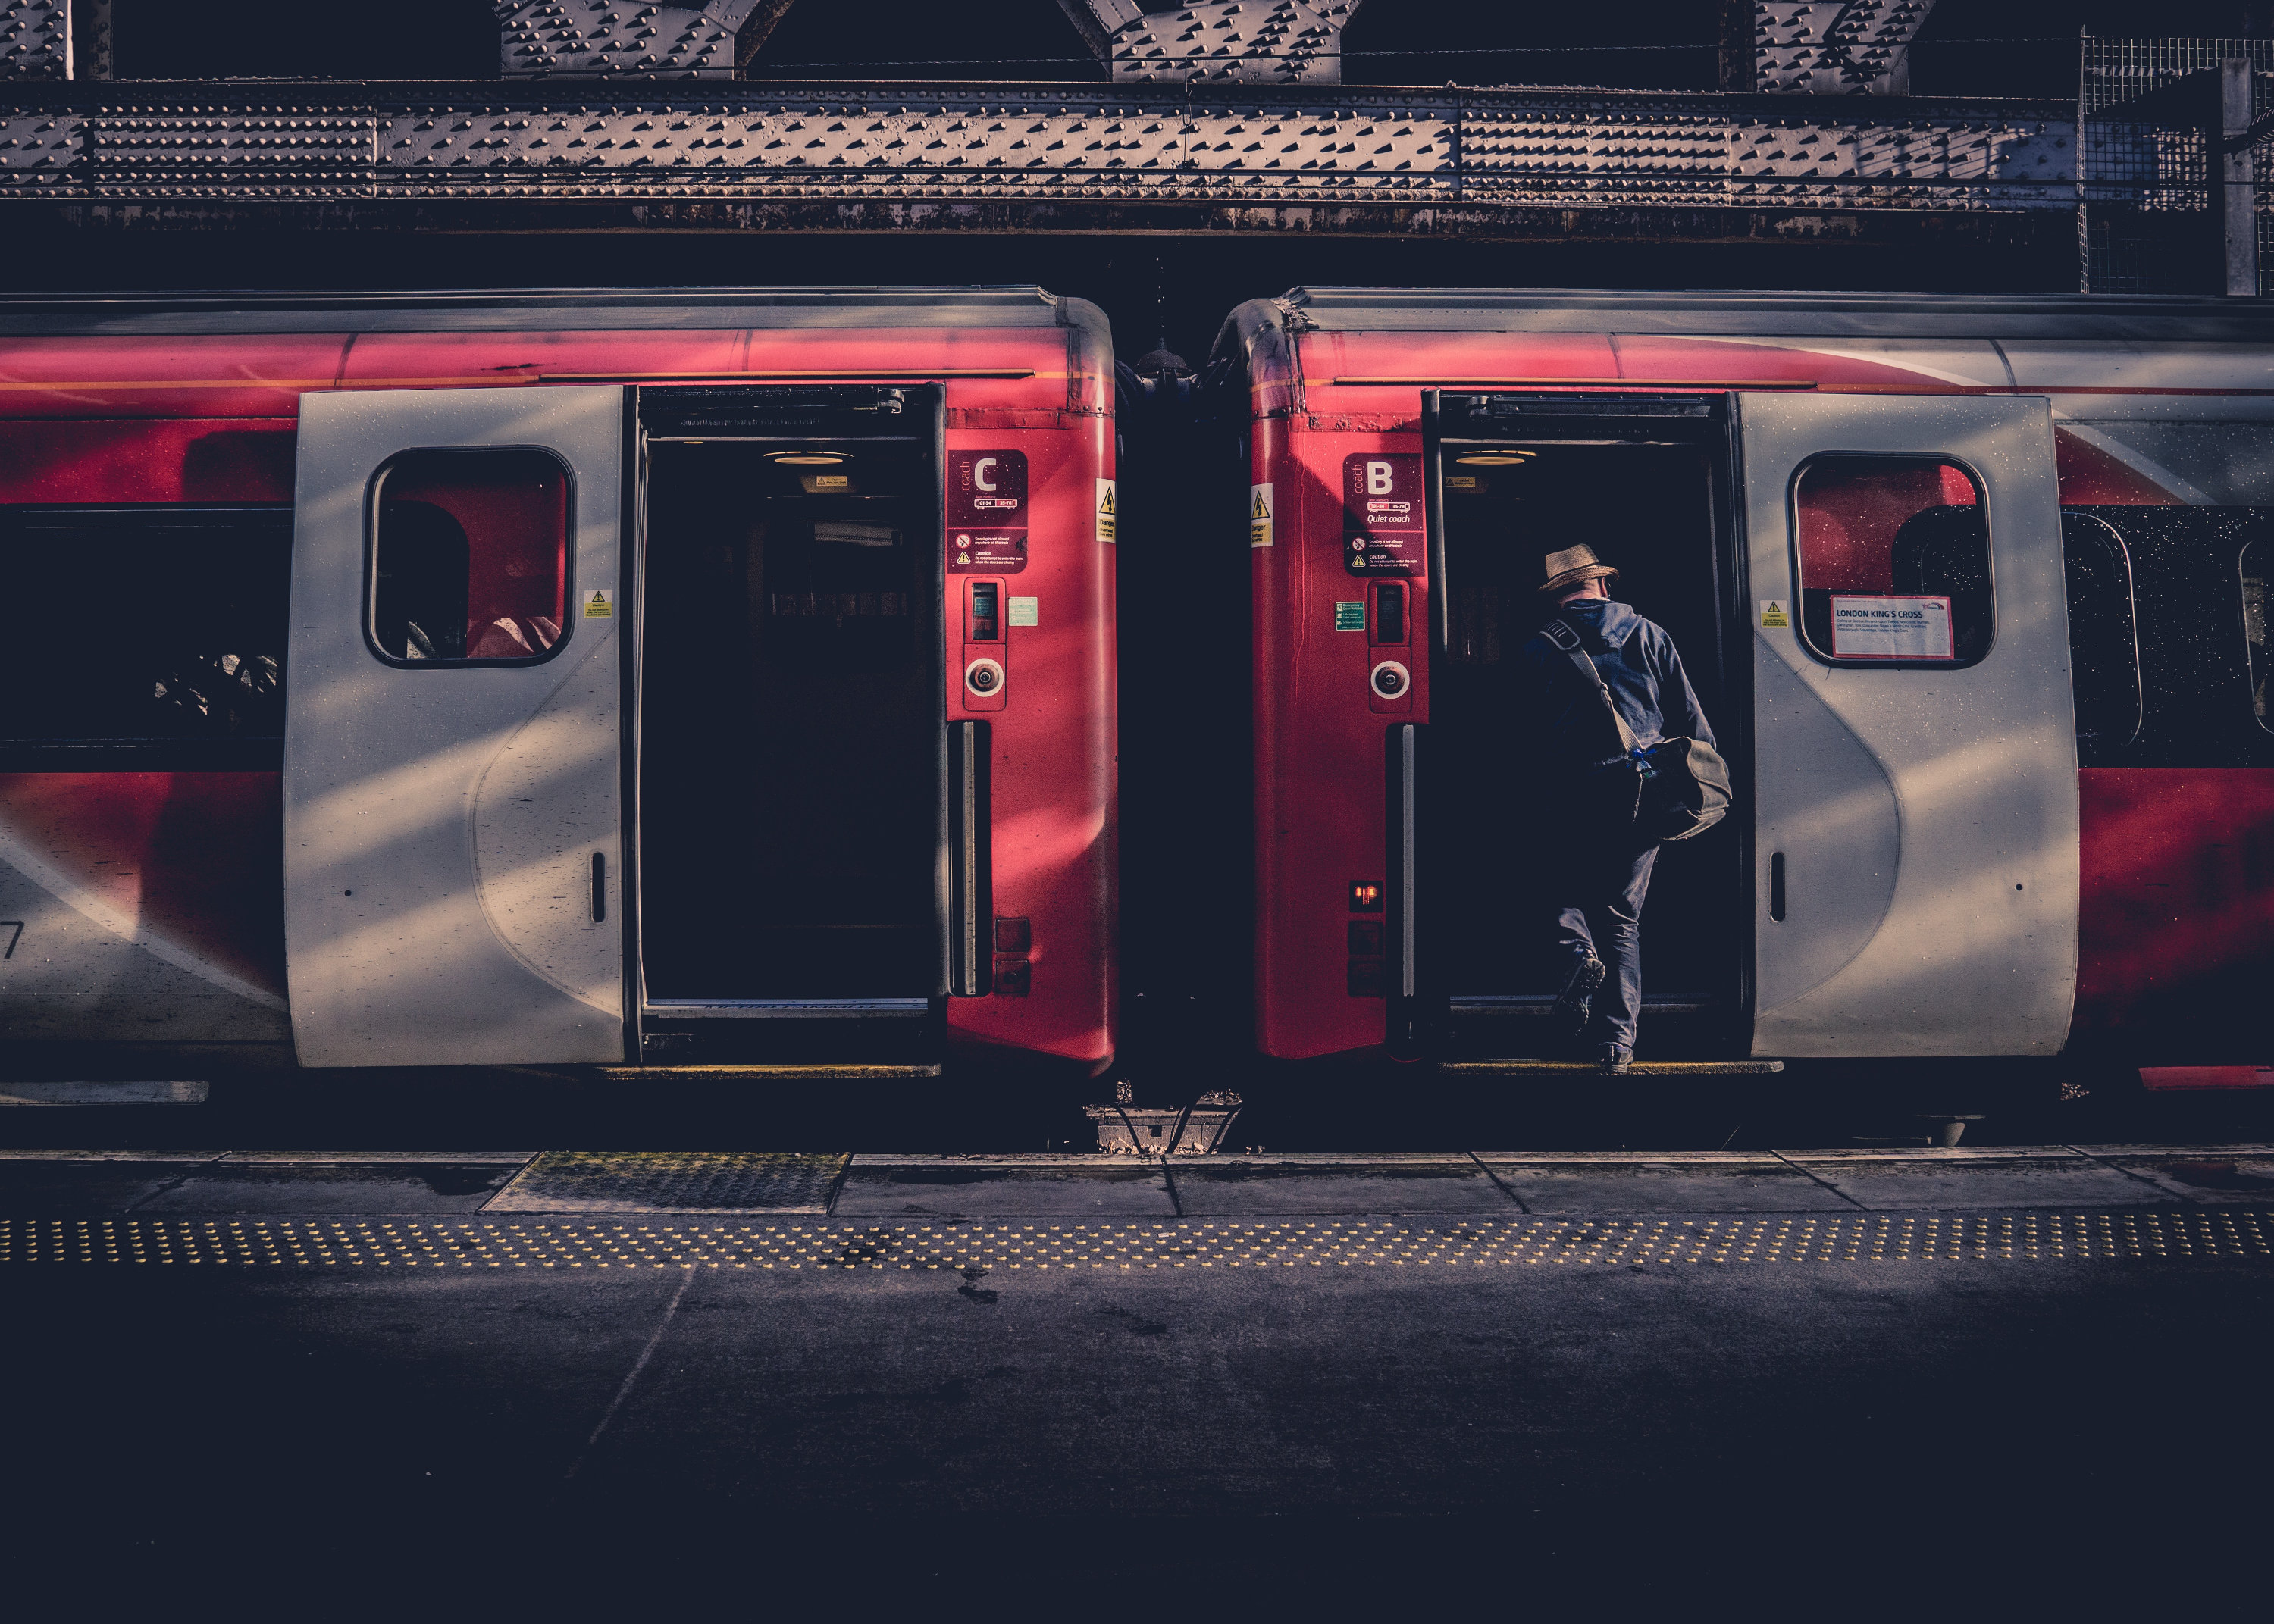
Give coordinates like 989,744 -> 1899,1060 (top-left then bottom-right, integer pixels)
2,1141 -> 2269,1592
2,1143 -> 2267,1220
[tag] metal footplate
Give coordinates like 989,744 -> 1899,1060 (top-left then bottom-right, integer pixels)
486,1152 -> 852,1213
1441,1059 -> 1787,1076
597,1065 -> 941,1081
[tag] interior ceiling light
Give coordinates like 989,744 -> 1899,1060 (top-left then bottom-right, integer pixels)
765,449 -> 852,465
1455,451 -> 1534,466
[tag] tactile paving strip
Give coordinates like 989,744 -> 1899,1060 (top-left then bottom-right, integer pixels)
2,1211 -> 2268,1269
484,1151 -> 850,1213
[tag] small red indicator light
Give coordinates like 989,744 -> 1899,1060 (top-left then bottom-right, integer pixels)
1349,881 -> 1383,912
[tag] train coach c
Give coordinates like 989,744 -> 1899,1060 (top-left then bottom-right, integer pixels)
1212,288 -> 2274,1073
0,287 -> 1118,1078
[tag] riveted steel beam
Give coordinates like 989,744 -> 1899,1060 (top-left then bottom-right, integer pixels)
1060,0 -> 1365,86
0,80 -> 2078,214
496,0 -> 766,79
1,0 -> 70,80
1721,0 -> 1937,96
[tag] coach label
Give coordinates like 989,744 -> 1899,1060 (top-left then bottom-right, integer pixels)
949,449 -> 1029,574
1342,454 -> 1421,576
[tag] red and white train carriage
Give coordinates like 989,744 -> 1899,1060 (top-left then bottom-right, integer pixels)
0,287 -> 1118,1078
1218,289 -> 2274,1078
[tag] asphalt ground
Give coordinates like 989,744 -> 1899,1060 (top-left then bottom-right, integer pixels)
3,1137 -> 2271,1604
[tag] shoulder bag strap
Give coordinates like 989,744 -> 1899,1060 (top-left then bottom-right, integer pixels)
1541,617 -> 1639,755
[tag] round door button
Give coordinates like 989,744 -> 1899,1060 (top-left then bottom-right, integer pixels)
1370,660 -> 1410,698
965,658 -> 1004,696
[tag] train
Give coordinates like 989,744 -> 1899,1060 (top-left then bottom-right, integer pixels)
0,285 -> 2267,1085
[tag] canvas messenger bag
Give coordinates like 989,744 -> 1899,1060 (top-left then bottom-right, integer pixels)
1541,616 -> 1731,843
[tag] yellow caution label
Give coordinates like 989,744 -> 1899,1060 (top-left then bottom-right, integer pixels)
584,588 -> 615,619
1096,478 -> 1117,543
1251,482 -> 1274,548
1759,599 -> 1789,630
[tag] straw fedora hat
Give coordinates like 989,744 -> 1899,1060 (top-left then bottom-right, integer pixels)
1539,543 -> 1619,595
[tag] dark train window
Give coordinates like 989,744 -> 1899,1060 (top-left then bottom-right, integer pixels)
0,505 -> 291,765
371,450 -> 569,665
2247,539 -> 2272,734
1792,457 -> 1992,668
2061,513 -> 2144,748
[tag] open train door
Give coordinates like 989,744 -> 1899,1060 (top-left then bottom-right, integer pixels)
1737,392 -> 2078,1058
283,386 -> 629,1066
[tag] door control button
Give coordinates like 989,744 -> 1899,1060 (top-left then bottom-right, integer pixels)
965,657 -> 1005,696
1370,659 -> 1410,698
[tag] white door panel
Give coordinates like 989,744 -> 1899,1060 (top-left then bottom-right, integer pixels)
1742,392 -> 2078,1057
285,386 -> 627,1066
1750,649 -> 1900,1015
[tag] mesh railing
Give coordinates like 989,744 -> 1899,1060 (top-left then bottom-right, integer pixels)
2080,36 -> 2274,294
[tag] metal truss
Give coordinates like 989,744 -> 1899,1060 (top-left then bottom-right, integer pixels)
0,80 -> 2075,212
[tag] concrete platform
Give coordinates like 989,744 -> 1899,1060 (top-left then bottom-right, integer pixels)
835,1155 -> 1176,1218
1,1142 -> 2269,1595
0,1144 -> 2269,1216
1478,1152 -> 1855,1213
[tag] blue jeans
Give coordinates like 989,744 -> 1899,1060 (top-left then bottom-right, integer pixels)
1549,840 -> 1659,1055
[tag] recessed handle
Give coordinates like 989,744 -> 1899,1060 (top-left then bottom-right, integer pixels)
1770,852 -> 1786,923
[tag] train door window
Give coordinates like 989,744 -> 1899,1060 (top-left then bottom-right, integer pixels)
0,505 -> 291,765
371,449 -> 569,665
2061,512 -> 2144,749
1792,457 -> 1991,667
2246,538 -> 2272,733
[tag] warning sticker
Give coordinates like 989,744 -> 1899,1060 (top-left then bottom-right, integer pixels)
1342,454 -> 1422,577
583,587 -> 614,619
1759,599 -> 1789,630
1251,483 -> 1274,548
1334,600 -> 1367,631
1831,594 -> 1955,660
1007,596 -> 1039,628
951,530 -> 1027,572
1095,478 -> 1117,544
949,450 -> 1028,574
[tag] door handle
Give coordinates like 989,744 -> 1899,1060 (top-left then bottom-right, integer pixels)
949,721 -> 992,997
1386,722 -> 1424,1059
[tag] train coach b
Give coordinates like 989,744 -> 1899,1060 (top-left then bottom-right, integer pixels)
1217,289 -> 2274,1072
0,288 -> 1117,1077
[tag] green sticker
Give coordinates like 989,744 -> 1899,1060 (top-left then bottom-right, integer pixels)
1334,601 -> 1367,631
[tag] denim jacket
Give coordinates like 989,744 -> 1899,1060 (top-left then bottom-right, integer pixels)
1518,597 -> 1715,771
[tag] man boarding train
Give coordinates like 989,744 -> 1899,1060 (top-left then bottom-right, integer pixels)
1518,544 -> 1727,1075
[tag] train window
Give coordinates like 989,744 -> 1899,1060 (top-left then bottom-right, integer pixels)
1791,457 -> 1991,668
2061,513 -> 2144,749
2246,540 -> 2272,734
371,450 -> 569,665
0,505 -> 290,765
